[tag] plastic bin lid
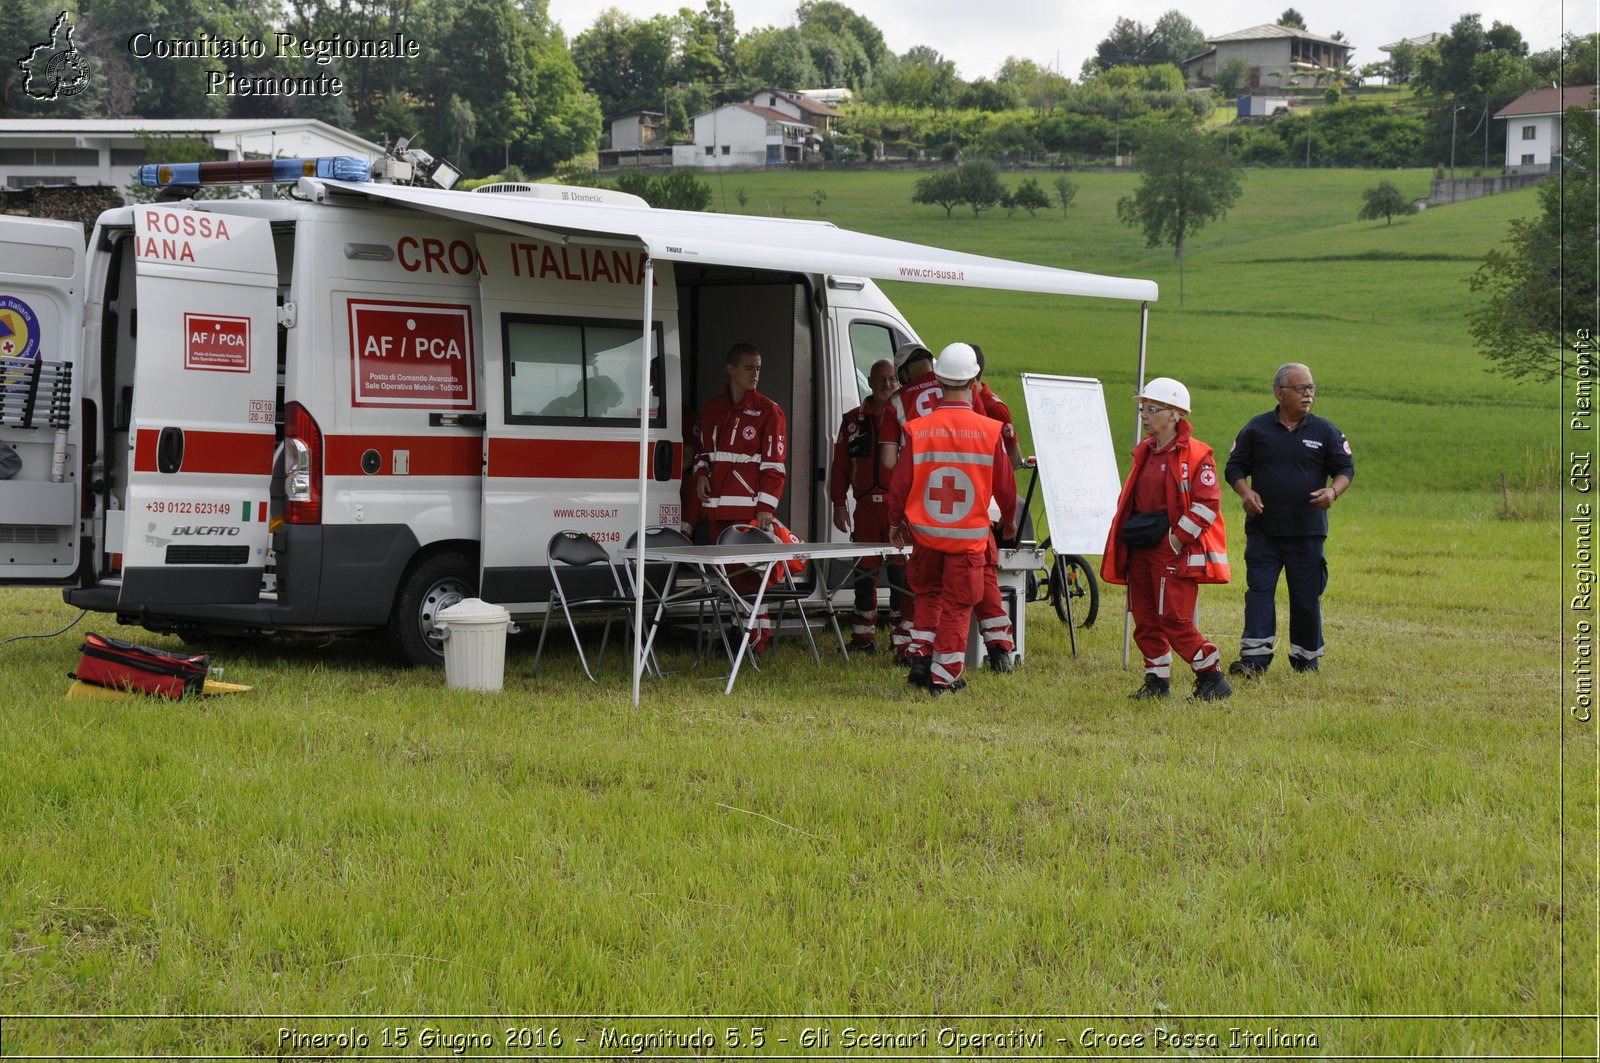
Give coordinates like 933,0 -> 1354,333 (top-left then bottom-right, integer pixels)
435,597 -> 511,626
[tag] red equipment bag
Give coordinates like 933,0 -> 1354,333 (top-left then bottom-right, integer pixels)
767,519 -> 808,585
72,632 -> 209,699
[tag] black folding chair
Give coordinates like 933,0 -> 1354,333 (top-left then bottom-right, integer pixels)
624,525 -> 730,671
533,530 -> 638,682
715,523 -> 844,663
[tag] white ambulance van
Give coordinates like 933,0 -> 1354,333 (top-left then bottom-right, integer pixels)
0,155 -> 1155,665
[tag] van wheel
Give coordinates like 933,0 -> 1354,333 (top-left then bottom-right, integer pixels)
387,551 -> 476,667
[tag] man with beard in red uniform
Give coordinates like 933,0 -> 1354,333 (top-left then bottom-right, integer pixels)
694,342 -> 788,653
887,343 -> 1018,695
829,359 -> 906,654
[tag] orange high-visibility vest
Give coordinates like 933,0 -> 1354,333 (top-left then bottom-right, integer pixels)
1101,424 -> 1230,586
903,407 -> 1002,554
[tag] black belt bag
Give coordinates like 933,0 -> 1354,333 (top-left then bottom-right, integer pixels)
1121,511 -> 1170,549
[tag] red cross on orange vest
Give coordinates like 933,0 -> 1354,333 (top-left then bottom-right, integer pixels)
928,473 -> 967,515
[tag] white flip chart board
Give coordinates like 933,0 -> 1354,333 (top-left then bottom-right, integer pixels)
1020,374 -> 1122,555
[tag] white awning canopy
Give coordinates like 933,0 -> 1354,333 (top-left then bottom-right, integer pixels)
320,179 -> 1159,303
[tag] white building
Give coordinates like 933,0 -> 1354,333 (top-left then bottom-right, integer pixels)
1379,32 -> 1444,53
0,118 -> 383,191
1495,85 -> 1599,173
796,87 -> 853,108
672,103 -> 814,169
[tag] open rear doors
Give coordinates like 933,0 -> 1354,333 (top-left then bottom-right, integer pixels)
0,217 -> 84,582
118,205 -> 278,606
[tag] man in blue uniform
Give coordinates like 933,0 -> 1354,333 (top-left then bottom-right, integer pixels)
1224,363 -> 1355,675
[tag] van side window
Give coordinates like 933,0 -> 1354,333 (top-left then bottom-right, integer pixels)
503,316 -> 664,426
847,321 -> 898,402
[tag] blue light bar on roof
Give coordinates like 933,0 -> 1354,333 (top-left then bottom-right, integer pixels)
138,156 -> 371,187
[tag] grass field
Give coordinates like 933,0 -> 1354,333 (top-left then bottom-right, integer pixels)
0,166 -> 1588,1057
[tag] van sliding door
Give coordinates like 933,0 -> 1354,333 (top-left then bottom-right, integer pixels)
119,206 -> 278,606
474,232 -> 680,610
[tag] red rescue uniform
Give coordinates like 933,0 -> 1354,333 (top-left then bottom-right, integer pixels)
695,385 -> 787,526
1102,419 -> 1230,681
971,379 -> 1018,656
888,398 -> 1017,690
829,399 -> 905,647
696,384 -> 788,650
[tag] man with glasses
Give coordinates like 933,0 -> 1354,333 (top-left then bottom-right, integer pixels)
830,358 -> 906,654
1224,362 -> 1355,676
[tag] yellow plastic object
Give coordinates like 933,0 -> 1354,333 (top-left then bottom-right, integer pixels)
66,680 -> 129,701
65,679 -> 253,700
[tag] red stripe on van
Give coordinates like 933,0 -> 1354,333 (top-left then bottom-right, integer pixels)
488,438 -> 680,480
133,429 -> 274,474
323,435 -> 482,477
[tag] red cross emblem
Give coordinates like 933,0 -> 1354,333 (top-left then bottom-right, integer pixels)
923,467 -> 975,523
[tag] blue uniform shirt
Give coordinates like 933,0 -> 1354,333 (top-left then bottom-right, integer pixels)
1224,410 -> 1354,538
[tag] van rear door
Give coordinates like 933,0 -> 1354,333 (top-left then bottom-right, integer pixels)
0,217 -> 84,582
118,205 -> 278,606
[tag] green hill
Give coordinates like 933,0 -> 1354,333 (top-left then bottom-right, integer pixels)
718,166 -> 1553,496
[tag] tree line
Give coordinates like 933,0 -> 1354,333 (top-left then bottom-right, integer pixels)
2,0 -> 1594,177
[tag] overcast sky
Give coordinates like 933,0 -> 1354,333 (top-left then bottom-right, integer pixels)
545,0 -> 1596,82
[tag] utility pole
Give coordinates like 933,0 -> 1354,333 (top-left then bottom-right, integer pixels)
1450,104 -> 1465,179
1483,103 -> 1489,171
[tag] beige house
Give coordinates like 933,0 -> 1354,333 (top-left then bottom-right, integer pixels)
608,110 -> 667,152
1184,24 -> 1355,89
598,111 -> 672,169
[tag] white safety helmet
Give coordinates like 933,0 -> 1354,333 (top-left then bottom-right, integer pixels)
934,342 -> 981,386
1135,376 -> 1191,414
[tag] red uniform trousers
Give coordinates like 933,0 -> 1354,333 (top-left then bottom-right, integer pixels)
709,519 -> 773,652
1126,547 -> 1221,678
907,546 -> 985,689
977,536 -> 1014,653
849,494 -> 908,647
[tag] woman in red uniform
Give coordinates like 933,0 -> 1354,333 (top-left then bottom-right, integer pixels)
1101,377 -> 1233,701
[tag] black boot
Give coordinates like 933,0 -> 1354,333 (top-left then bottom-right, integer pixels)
1193,669 -> 1234,700
987,646 -> 1014,673
907,656 -> 932,689
1129,674 -> 1170,699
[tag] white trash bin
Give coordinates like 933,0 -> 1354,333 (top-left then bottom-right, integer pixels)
436,598 -> 513,692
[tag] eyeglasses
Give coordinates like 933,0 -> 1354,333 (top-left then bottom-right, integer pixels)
1279,383 -> 1317,395
1137,404 -> 1176,414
